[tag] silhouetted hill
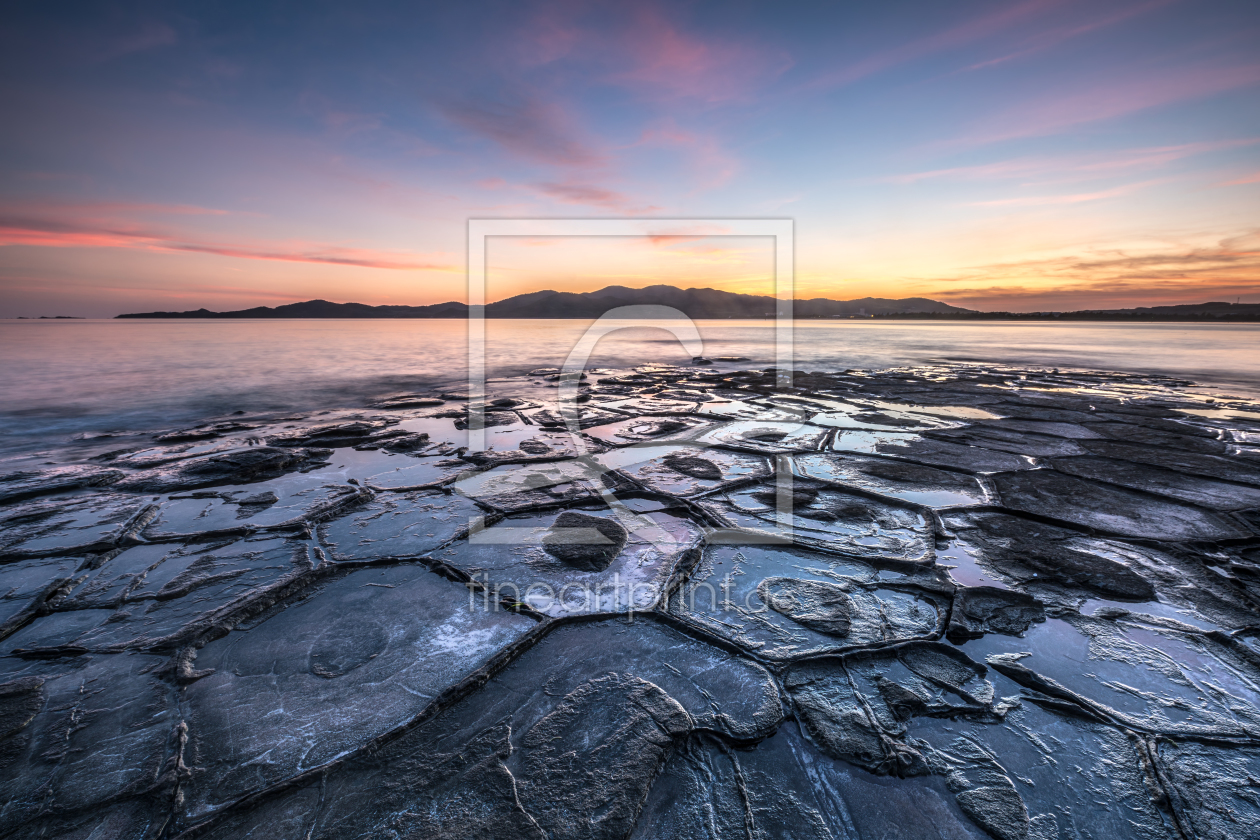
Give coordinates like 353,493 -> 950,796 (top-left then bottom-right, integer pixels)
115,285 -> 971,319
878,301 -> 1260,321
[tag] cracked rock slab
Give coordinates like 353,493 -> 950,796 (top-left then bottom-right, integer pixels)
317,489 -> 482,561
187,618 -> 781,839
669,545 -> 944,659
795,452 -> 989,507
113,446 -> 331,493
1050,454 -> 1260,510
595,443 -> 770,497
0,654 -> 175,835
435,505 -> 703,617
698,479 -> 934,561
991,469 -> 1248,541
180,562 -> 536,820
0,493 -> 154,558
941,511 -> 1158,601
0,465 -> 124,505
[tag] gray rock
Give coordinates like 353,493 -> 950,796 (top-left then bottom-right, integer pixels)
947,586 -> 1045,643
542,510 -> 629,572
114,446 -> 330,492
944,512 -> 1156,601
662,454 -> 722,480
992,469 -> 1247,541
0,465 -> 124,504
757,576 -> 853,636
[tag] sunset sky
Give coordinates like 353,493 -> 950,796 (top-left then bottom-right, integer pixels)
1,0 -> 1258,317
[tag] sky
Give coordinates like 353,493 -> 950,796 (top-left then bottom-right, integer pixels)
1,0 -> 1257,317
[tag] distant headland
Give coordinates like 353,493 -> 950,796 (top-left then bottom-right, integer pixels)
115,286 -> 966,319
114,285 -> 1260,321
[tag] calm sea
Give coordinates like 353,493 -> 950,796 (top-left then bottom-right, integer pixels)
3,319 -> 1259,455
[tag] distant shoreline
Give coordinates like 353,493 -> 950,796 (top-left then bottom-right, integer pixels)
107,286 -> 1260,323
107,313 -> 1260,323
8,316 -> 1260,324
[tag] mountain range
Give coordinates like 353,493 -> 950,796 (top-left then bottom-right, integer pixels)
115,285 -> 970,319
115,286 -> 1260,321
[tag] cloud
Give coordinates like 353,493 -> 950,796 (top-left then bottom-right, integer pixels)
439,90 -> 605,168
514,4 -> 790,102
101,21 -> 177,60
964,180 -> 1158,206
807,0 -> 1058,90
925,278 -> 1260,311
160,242 -> 453,271
956,62 -> 1260,146
1223,171 -> 1260,185
913,230 -> 1260,309
515,1 -> 585,67
76,201 -> 232,216
528,180 -> 647,211
634,121 -> 740,189
963,0 -> 1175,72
441,7 -> 767,209
610,6 -> 792,103
891,138 -> 1260,185
0,215 -> 456,272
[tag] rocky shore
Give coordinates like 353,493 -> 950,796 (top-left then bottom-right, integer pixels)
2,361 -> 1260,839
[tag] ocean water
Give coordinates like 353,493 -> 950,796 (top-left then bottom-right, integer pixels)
3,318 -> 1259,454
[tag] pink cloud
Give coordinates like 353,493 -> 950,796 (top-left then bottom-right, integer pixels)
11,200 -> 233,218
102,21 -> 177,60
161,242 -> 454,271
439,91 -> 605,168
511,4 -> 790,103
0,224 -> 142,250
86,201 -> 232,216
807,0 -> 1060,90
0,215 -> 455,272
634,121 -> 740,189
611,7 -> 792,103
957,63 -> 1260,146
964,179 -> 1159,206
926,280 -> 1260,311
891,138 -> 1260,184
515,1 -> 585,67
524,180 -> 662,213
529,181 -> 636,210
914,229 -> 1260,310
964,0 -> 1176,72
1223,171 -> 1260,185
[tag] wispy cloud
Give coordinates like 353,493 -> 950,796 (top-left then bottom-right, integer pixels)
610,6 -> 792,103
915,229 -> 1260,309
964,0 -> 1176,71
806,0 -> 1059,90
528,180 -> 657,212
1223,171 -> 1260,185
633,121 -> 740,189
439,90 -> 606,168
891,138 -> 1260,185
515,3 -> 790,103
160,242 -> 454,271
965,179 -> 1158,206
0,215 -> 456,271
956,62 -> 1260,146
99,21 -> 177,61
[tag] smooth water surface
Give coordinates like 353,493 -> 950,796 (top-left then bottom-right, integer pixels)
3,318 -> 1259,453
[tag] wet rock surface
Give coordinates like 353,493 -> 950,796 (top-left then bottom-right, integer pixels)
2,361 -> 1260,838
541,510 -> 630,571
